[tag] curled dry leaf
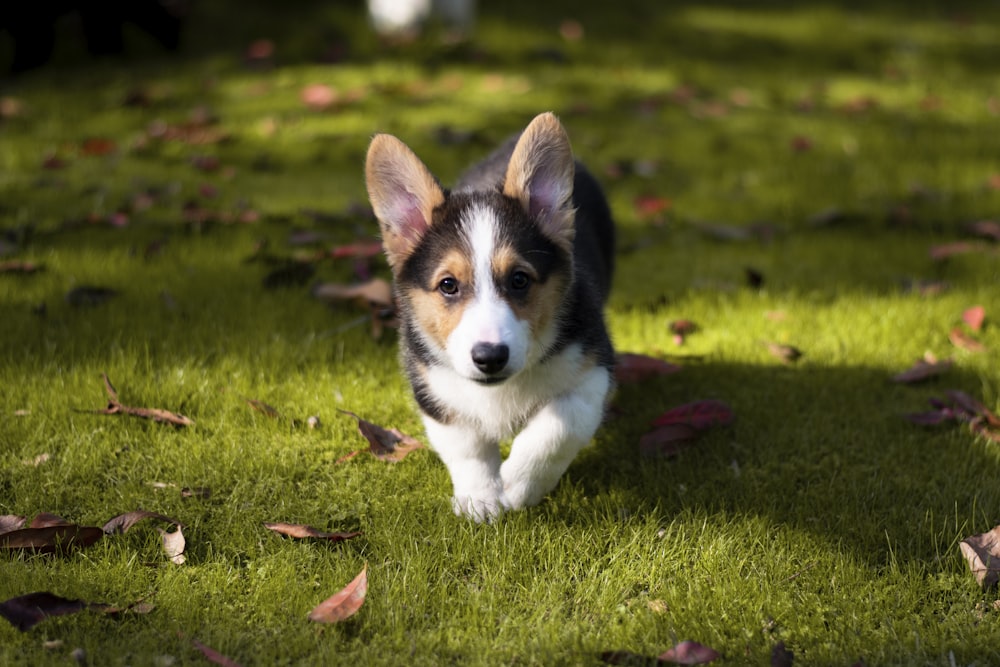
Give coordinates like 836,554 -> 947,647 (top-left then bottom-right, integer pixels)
158,526 -> 186,564
0,515 -> 26,534
892,355 -> 953,383
86,373 -> 194,427
963,305 -> 986,332
244,397 -> 281,418
102,510 -> 182,535
263,522 -> 361,543
771,641 -> 794,667
658,640 -> 721,664
614,353 -> 682,384
308,566 -> 367,623
949,327 -> 985,352
639,423 -> 701,458
339,410 -> 423,462
960,525 -> 1000,588
0,260 -> 43,274
65,286 -> 118,307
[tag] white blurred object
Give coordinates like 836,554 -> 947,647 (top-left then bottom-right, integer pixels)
367,0 -> 475,40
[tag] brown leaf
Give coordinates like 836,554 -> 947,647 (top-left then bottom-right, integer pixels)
614,353 -> 682,384
929,241 -> 992,261
966,219 -> 1000,241
102,510 -> 181,534
669,320 -> 697,346
328,241 -> 384,260
308,566 -> 367,623
312,278 -> 393,308
339,410 -> 423,462
599,650 -> 656,665
891,356 -> 953,383
245,398 -> 281,418
766,342 -> 802,364
771,641 -> 794,667
181,487 -> 212,499
66,286 -> 118,307
86,373 -> 194,427
963,305 -> 986,332
301,84 -> 339,111
0,515 -> 26,534
158,526 -> 186,564
263,522 -> 362,543
0,593 -> 109,632
0,260 -> 43,274
652,400 -> 736,430
960,525 -> 1000,588
0,524 -> 104,554
192,639 -> 244,667
658,640 -> 721,664
80,138 -> 117,156
949,327 -> 985,353
30,512 -> 73,528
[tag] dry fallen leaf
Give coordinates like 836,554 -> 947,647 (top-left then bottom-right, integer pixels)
339,410 -> 424,462
949,327 -> 985,353
102,510 -> 182,535
312,278 -> 393,308
771,641 -> 794,667
669,320 -> 697,346
244,398 -> 281,418
766,342 -> 802,364
308,566 -> 367,623
960,525 -> 1000,588
963,305 -> 986,332
641,400 -> 735,458
84,373 -> 194,427
0,593 -> 105,632
192,638 -> 244,667
658,640 -> 721,664
614,353 -> 682,384
158,526 -> 186,565
891,355 -> 953,383
0,520 -> 104,554
0,515 -> 26,534
263,522 -> 362,543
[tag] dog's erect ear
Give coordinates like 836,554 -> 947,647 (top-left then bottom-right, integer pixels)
503,112 -> 576,247
366,133 -> 446,267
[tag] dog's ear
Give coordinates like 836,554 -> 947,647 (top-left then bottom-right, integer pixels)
366,134 -> 446,267
503,112 -> 576,247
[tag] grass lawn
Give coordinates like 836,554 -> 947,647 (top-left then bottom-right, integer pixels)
2,0 -> 1000,664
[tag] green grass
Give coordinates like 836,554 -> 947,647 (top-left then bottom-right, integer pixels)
2,0 -> 1000,664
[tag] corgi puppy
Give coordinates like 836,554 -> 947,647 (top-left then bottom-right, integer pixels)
365,112 -> 615,521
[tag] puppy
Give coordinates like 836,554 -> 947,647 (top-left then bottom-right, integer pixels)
365,112 -> 615,521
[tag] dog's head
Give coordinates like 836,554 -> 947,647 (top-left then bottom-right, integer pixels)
365,112 -> 577,385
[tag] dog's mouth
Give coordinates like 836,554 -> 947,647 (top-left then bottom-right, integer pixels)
472,375 -> 509,386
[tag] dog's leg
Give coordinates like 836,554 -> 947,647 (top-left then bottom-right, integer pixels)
500,366 -> 610,509
423,416 -> 505,521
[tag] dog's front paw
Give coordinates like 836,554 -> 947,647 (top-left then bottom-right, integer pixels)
452,490 -> 508,523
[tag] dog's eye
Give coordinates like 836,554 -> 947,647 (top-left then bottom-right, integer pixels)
509,270 -> 531,291
438,277 -> 459,295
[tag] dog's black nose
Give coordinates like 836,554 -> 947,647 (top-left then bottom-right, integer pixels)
471,342 -> 509,375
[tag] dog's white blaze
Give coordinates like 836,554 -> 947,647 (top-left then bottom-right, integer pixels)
445,204 -> 529,378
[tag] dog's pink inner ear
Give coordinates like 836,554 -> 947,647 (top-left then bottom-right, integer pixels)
504,113 -> 576,245
366,134 -> 445,264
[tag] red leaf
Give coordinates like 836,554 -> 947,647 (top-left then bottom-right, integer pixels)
80,138 -> 117,156
328,241 -> 384,260
949,327 -> 985,352
963,305 -> 986,332
929,241 -> 991,261
30,512 -> 72,528
904,410 -> 950,426
263,522 -> 361,543
192,638 -> 244,667
652,400 -> 735,430
960,525 -> 1000,588
633,195 -> 671,219
339,411 -> 423,462
308,566 -> 367,623
639,423 -> 701,458
658,640 -> 721,664
614,353 -> 682,384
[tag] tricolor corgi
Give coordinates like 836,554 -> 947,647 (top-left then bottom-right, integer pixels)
365,112 -> 615,521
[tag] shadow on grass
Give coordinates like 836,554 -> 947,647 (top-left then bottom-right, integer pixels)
574,359 -> 1000,570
